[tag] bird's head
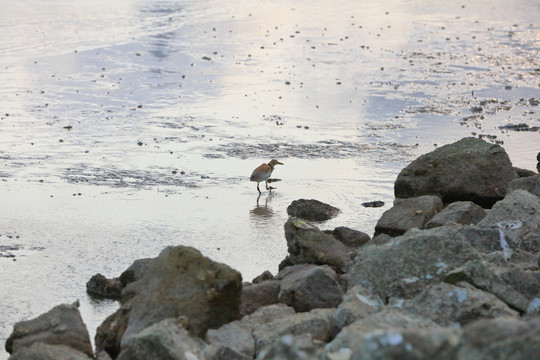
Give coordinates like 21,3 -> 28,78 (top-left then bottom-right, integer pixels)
268,159 -> 284,167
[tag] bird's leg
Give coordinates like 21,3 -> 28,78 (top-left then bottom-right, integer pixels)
266,181 -> 275,191
257,183 -> 261,194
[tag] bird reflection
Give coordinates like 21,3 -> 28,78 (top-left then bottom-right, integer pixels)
250,193 -> 274,219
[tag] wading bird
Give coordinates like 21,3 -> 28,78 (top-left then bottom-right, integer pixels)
250,159 -> 283,194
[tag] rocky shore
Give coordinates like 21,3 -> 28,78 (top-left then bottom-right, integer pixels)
5,137 -> 540,360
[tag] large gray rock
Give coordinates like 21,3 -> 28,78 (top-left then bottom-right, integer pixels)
95,304 -> 131,359
394,137 -> 517,207
325,308 -> 440,356
117,318 -> 206,360
425,201 -> 487,228
253,308 -> 333,357
286,199 -> 340,221
329,227 -> 371,248
508,175 -> 540,198
8,343 -> 92,360
284,218 -> 354,274
5,302 -> 93,358
119,258 -> 155,286
444,260 -> 530,313
86,273 -> 123,299
277,265 -> 343,312
206,304 -> 295,359
257,334 -> 320,360
350,227 -> 484,299
240,280 -> 280,316
403,283 -> 518,326
477,190 -> 540,254
457,316 -> 540,360
122,246 -> 242,343
331,285 -> 384,333
349,327 -> 461,360
375,195 -> 443,236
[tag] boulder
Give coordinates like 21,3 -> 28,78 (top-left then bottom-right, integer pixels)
499,269 -> 540,301
349,327 -> 461,360
256,334 -> 320,360
286,199 -> 340,221
477,189 -> 540,254
374,195 -> 443,236
206,304 -> 295,359
5,302 -> 93,358
253,308 -> 333,357
86,273 -> 123,299
331,285 -> 383,332
457,316 -> 540,360
119,258 -> 155,286
350,227 -> 484,299
394,137 -> 517,207
403,283 -> 518,326
507,175 -> 540,198
325,308 -> 440,356
252,270 -> 274,283
329,226 -> 371,248
116,317 -> 206,360
284,218 -> 354,274
121,246 -> 242,343
425,201 -> 486,228
277,265 -> 343,312
240,280 -> 280,316
95,304 -> 131,359
444,260 -> 530,313
7,343 -> 92,360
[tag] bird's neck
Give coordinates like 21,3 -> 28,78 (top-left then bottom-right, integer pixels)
268,162 -> 274,170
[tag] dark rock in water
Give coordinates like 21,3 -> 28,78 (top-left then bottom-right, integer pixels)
117,318 -> 206,360
86,273 -> 123,299
241,280 -> 280,316
121,246 -> 242,342
95,304 -> 131,359
361,200 -> 385,208
8,343 -> 92,360
5,301 -> 93,358
394,137 -> 517,207
119,258 -> 154,286
284,217 -> 354,274
277,265 -> 343,312
425,201 -> 486,229
329,226 -> 371,248
374,195 -> 443,236
499,123 -> 540,132
350,226 -> 484,300
507,175 -> 540,198
458,317 -> 540,359
286,199 -> 340,221
403,283 -> 518,327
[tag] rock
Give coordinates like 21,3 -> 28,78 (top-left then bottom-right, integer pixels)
477,190 -> 540,254
425,201 -> 487,228
514,167 -> 538,178
240,280 -> 280,316
331,285 -> 383,332
284,218 -> 354,274
371,233 -> 393,244
8,343 -> 92,360
394,137 -> 517,207
86,273 -> 123,299
349,327 -> 461,360
457,316 -> 540,360
499,269 -> 540,300
507,175 -> 540,199
117,317 -> 206,360
119,258 -> 154,286
95,304 -> 131,359
252,270 -> 274,284
203,345 -> 251,360
403,283 -> 518,326
325,308 -> 440,355
206,304 -> 295,359
5,302 -> 93,358
121,246 -> 242,343
444,260 -> 530,313
286,199 -> 340,221
361,200 -> 385,208
350,227 -> 484,299
329,227 -> 371,248
257,334 -> 320,360
374,195 -> 443,236
277,265 -> 343,312
253,308 -> 333,357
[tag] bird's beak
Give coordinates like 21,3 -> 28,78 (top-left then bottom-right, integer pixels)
277,161 -> 284,165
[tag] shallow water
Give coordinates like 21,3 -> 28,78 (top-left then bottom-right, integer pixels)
0,0 -> 538,356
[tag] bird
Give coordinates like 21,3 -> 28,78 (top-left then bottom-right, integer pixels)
250,159 -> 283,194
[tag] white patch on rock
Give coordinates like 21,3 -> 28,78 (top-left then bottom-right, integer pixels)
436,261 -> 448,274
355,292 -> 382,309
527,297 -> 540,313
454,289 -> 468,303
